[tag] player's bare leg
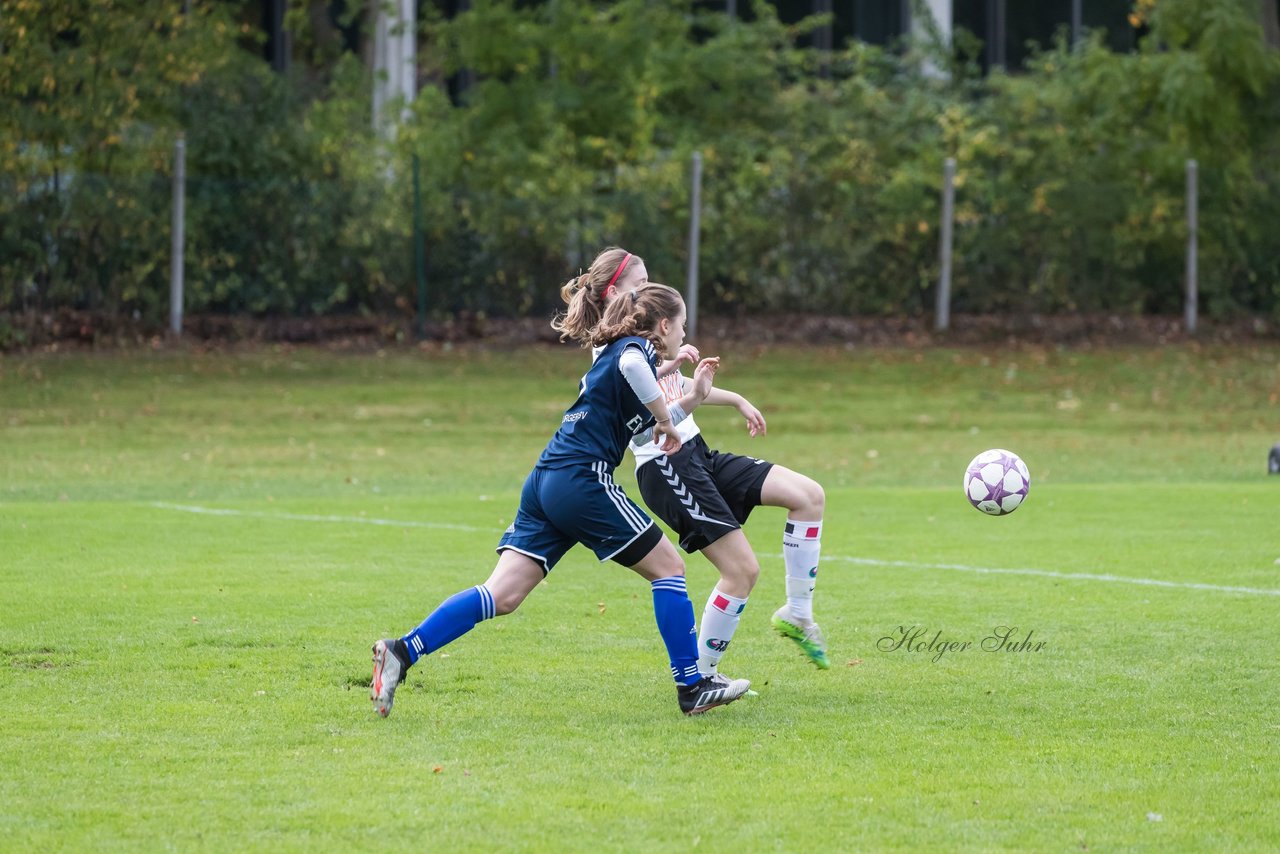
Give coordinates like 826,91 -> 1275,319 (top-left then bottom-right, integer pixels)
702,530 -> 760,599
759,465 -> 825,520
480,550 -> 547,615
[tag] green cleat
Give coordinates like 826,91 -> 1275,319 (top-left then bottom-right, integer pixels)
771,606 -> 831,669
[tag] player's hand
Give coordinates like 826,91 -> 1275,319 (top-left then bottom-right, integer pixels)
656,345 -> 701,378
654,419 -> 683,455
690,357 -> 720,402
674,344 -> 700,367
738,399 -> 767,437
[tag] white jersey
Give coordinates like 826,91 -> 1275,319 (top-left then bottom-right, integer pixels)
591,345 -> 703,469
631,371 -> 702,467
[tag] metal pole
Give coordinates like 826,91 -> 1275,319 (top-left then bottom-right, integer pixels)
996,0 -> 1006,69
169,134 -> 186,337
413,154 -> 426,341
815,0 -> 833,61
268,0 -> 287,73
1185,159 -> 1198,334
936,157 -> 955,332
1071,0 -> 1082,48
985,0 -> 1006,70
686,152 -> 703,341
985,0 -> 995,69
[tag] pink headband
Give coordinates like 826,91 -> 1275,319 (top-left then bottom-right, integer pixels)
603,253 -> 633,299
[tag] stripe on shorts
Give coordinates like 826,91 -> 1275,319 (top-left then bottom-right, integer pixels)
593,461 -> 647,532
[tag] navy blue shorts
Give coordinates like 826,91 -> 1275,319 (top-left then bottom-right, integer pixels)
497,463 -> 662,573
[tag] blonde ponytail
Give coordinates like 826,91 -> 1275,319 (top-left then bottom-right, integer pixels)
550,247 -> 644,346
551,275 -> 606,345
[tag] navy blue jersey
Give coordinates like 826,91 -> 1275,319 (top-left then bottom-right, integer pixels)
537,336 -> 658,470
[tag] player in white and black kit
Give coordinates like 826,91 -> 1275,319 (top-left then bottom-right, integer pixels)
558,248 -> 829,678
371,284 -> 751,718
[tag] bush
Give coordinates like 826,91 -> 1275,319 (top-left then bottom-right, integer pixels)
2,0 -> 1277,326
181,54 -> 407,316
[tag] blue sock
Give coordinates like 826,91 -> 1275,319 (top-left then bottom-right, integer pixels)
401,585 -> 496,664
650,576 -> 701,686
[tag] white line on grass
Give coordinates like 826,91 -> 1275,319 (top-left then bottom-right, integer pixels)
150,502 -> 1280,598
148,501 -> 493,533
825,556 -> 1280,598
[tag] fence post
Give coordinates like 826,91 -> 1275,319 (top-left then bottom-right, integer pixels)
169,133 -> 186,338
936,157 -> 956,332
1185,159 -> 1198,335
686,151 -> 703,341
413,154 -> 426,341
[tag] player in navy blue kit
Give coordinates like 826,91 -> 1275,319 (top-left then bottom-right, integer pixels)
371,284 -> 752,717
558,248 -> 830,681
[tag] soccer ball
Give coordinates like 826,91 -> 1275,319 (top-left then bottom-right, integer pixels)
964,449 -> 1030,516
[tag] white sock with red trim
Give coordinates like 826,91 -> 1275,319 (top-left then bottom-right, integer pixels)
697,587 -> 747,676
782,520 -> 822,622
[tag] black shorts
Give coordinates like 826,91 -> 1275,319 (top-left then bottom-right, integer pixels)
635,434 -> 774,553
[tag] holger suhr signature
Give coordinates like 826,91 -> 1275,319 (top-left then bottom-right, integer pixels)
877,625 -> 1047,663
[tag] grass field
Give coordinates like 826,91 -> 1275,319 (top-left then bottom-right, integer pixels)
2,342 -> 1278,850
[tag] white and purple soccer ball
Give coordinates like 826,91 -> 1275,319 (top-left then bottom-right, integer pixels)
964,449 -> 1030,516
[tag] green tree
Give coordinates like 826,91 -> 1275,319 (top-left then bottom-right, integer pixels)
0,0 -> 240,316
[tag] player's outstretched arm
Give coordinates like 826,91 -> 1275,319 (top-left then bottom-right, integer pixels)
703,386 -> 767,437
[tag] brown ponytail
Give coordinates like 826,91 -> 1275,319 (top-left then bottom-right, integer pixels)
590,283 -> 683,358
